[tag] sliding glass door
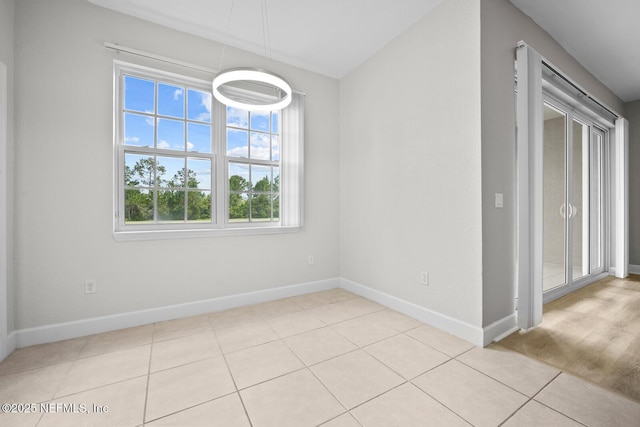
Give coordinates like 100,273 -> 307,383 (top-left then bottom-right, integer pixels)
542,97 -> 606,299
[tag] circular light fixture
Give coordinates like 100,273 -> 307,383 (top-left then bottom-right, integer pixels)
212,68 -> 292,111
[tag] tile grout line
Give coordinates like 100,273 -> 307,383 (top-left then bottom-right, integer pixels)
404,380 -> 474,427
212,318 -> 255,427
141,324 -> 156,426
521,371 -> 589,427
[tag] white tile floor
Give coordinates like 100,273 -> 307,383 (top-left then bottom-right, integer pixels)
1,288 -> 639,426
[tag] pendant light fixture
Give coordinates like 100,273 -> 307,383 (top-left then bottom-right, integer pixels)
212,0 -> 292,111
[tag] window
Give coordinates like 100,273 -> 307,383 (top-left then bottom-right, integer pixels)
114,62 -> 303,240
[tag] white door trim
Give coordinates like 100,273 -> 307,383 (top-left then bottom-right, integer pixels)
0,61 -> 8,361
515,42 -> 544,330
614,117 -> 629,278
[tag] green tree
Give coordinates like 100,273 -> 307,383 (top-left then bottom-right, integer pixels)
251,176 -> 272,219
229,175 -> 249,220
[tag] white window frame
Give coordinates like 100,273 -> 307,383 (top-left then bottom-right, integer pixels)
113,61 -> 304,241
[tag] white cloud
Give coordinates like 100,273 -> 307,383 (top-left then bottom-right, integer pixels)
187,141 -> 194,150
227,146 -> 249,158
125,136 -> 140,143
250,146 -> 271,160
174,88 -> 183,101
197,92 -> 212,122
157,140 -> 170,149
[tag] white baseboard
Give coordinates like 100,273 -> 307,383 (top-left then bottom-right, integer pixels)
483,313 -> 518,345
628,265 -> 640,274
13,278 -> 340,348
11,275 -> 519,351
339,278 -> 485,347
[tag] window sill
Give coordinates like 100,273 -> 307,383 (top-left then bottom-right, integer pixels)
113,225 -> 301,242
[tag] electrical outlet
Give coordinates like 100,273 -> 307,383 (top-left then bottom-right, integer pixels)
85,280 -> 97,294
420,271 -> 429,286
308,255 -> 314,265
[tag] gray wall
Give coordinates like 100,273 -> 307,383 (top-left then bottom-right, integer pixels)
627,100 -> 640,266
12,0 -> 340,329
340,0 -> 483,327
480,0 -> 625,326
0,0 -> 15,335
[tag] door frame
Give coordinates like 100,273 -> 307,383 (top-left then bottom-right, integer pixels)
515,41 -> 628,330
0,61 -> 8,361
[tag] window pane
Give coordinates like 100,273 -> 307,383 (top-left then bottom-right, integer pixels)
272,135 -> 279,161
229,163 -> 250,189
158,190 -> 185,221
125,154 -> 156,187
187,191 -> 212,222
124,189 -> 154,223
273,194 -> 279,221
187,158 -> 211,189
157,156 -> 185,188
273,166 -> 280,192
227,129 -> 249,158
124,113 -> 154,147
229,192 -> 249,222
227,106 -> 248,128
124,75 -> 155,113
157,118 -> 185,150
251,165 -> 271,192
187,123 -> 211,153
271,111 -> 279,133
250,132 -> 271,160
187,89 -> 211,123
250,111 -> 270,131
251,193 -> 272,221
158,83 -> 184,118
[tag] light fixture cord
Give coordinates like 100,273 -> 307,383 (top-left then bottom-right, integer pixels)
261,0 -> 272,59
218,0 -> 236,72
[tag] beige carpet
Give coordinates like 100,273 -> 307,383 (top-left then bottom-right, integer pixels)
498,274 -> 640,402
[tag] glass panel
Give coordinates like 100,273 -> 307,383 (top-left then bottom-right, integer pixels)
157,156 -> 185,188
591,131 -> 603,271
250,111 -> 270,131
157,118 -> 185,150
158,83 -> 184,118
187,191 -> 212,222
572,120 -> 589,281
272,135 -> 279,161
157,190 -> 185,221
273,194 -> 280,221
124,75 -> 155,113
187,89 -> 211,123
125,154 -> 156,187
251,193 -> 272,221
251,165 -> 271,192
227,129 -> 249,157
227,106 -> 248,128
124,189 -> 154,223
273,166 -> 280,193
271,111 -> 279,134
187,123 -> 211,153
543,103 -> 567,292
124,113 -> 154,147
187,158 -> 211,189
229,163 -> 250,190
229,192 -> 249,222
250,132 -> 271,160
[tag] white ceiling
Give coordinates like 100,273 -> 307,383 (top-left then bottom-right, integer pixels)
88,0 -> 640,102
510,0 -> 640,102
87,0 -> 444,79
